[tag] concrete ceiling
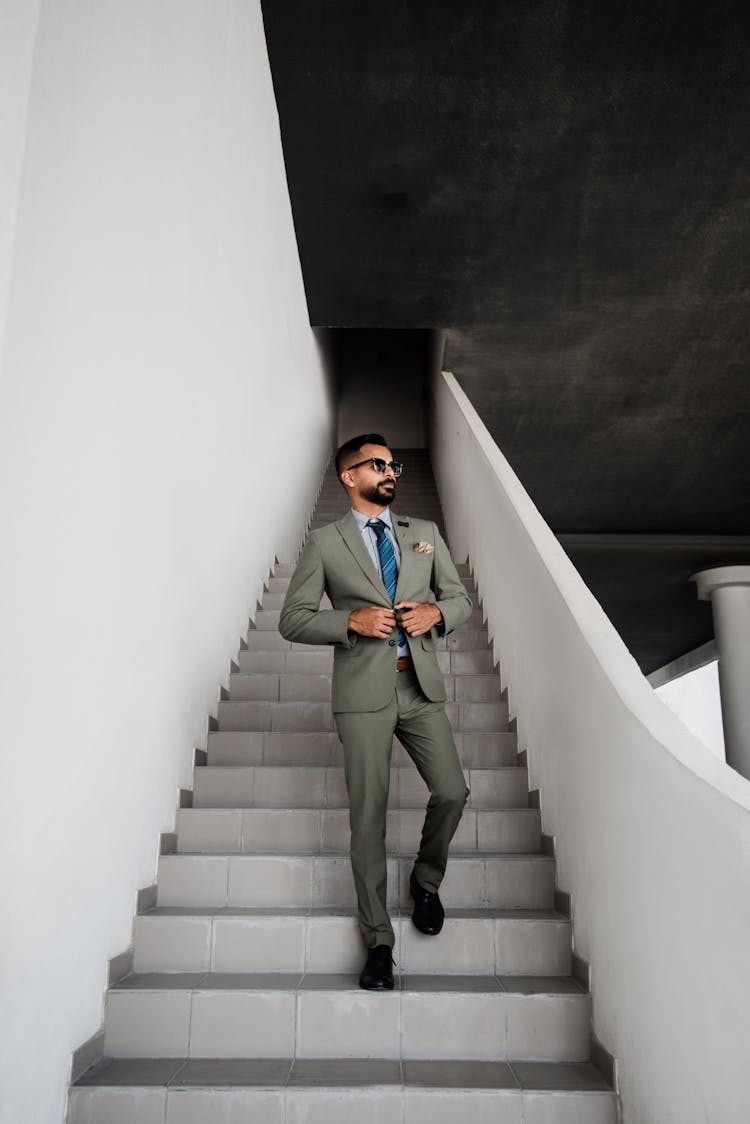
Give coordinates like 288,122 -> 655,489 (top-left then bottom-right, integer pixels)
262,0 -> 750,673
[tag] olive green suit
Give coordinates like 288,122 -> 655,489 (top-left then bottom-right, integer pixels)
279,510 -> 472,948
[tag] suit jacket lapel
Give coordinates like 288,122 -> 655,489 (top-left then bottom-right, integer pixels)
392,512 -> 414,603
337,511 -> 390,602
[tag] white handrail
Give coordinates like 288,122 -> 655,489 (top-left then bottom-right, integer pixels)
432,369 -> 750,1124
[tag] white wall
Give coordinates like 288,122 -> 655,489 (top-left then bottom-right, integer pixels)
432,371 -> 750,1124
656,661 -> 726,761
0,4 -> 334,1121
0,0 -> 42,344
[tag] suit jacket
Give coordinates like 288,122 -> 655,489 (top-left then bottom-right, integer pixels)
278,510 -> 473,713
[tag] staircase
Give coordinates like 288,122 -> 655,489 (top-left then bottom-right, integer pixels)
69,451 -> 617,1124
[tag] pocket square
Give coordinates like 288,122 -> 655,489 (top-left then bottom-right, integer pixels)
413,541 -> 433,554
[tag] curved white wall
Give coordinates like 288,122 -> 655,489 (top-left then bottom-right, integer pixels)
0,0 -> 42,346
0,4 -> 333,1121
432,371 -> 750,1124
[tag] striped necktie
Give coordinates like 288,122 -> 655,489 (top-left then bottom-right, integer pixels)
367,519 -> 405,647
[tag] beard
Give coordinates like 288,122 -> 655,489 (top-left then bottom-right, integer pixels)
361,479 -> 395,506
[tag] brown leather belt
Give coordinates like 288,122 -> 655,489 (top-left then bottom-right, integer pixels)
396,657 -> 413,672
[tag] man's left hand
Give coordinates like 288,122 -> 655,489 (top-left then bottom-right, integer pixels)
394,601 -> 443,638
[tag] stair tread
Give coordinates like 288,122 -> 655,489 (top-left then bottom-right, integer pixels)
161,850 -> 552,861
197,763 -> 525,772
180,804 -> 537,813
142,905 -> 567,920
113,971 -> 586,995
76,1056 -> 611,1092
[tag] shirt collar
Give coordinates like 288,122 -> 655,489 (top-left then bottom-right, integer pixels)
352,506 -> 394,532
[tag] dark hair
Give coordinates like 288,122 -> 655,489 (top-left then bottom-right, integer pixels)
335,433 -> 388,477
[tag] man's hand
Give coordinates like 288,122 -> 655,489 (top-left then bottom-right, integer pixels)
348,606 -> 397,639
394,601 -> 443,638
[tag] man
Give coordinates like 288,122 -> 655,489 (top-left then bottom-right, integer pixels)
279,434 -> 472,990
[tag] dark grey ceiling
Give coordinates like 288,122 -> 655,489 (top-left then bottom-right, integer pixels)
262,0 -> 750,674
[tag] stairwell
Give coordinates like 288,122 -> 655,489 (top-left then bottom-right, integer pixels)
69,451 -> 617,1124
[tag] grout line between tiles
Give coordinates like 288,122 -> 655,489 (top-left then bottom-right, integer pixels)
208,915 -> 216,974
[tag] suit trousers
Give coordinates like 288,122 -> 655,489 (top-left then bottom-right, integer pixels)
334,667 -> 470,949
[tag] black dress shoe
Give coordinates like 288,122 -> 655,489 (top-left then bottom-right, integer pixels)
410,870 -> 445,935
359,944 -> 394,990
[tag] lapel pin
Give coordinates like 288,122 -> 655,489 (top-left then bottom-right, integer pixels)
398,520 -> 410,527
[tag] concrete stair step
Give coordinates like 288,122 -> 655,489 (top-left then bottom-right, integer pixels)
264,573 -> 477,594
175,807 -> 541,855
155,853 -> 556,910
309,507 -> 444,518
271,562 -> 298,577
133,908 -> 572,976
307,520 -> 446,532
208,728 -> 519,773
192,764 -> 529,810
70,1057 -> 616,1124
100,972 -> 591,1062
439,628 -> 489,651
216,698 -> 508,732
257,590 -> 480,613
206,730 -> 519,768
243,633 -> 333,652
237,649 -> 334,674
250,609 -> 484,632
242,627 -> 490,654
226,670 -> 503,703
237,646 -> 494,676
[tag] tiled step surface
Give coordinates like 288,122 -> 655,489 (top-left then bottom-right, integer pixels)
155,853 -> 557,910
192,764 -> 529,809
206,730 -> 519,768
70,452 -> 615,1123
237,645 -> 493,674
216,697 -> 508,731
257,589 -> 481,611
133,909 -> 572,976
262,572 -> 480,598
227,669 -> 501,701
251,607 -> 486,631
175,806 -> 542,854
70,1059 -> 616,1124
102,973 -> 591,1062
243,624 -> 492,651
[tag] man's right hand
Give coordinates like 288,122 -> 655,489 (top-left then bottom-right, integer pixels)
347,606 -> 397,639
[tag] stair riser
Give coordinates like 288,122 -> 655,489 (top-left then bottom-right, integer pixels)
68,1087 -> 617,1124
227,672 -> 502,703
264,575 -> 478,596
175,808 -> 541,855
103,989 -> 590,1062
133,914 -> 571,976
216,699 -> 508,733
237,648 -> 493,675
258,591 -> 480,612
206,731 -> 518,769
156,855 -> 555,910
243,630 -> 487,652
192,766 -> 529,810
251,609 -> 485,631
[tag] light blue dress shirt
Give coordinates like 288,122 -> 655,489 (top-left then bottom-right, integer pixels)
351,507 -> 409,657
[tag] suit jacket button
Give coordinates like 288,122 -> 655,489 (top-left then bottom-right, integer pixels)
388,639 -> 395,646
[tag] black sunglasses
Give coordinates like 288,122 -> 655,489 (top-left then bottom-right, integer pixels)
346,457 -> 404,477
